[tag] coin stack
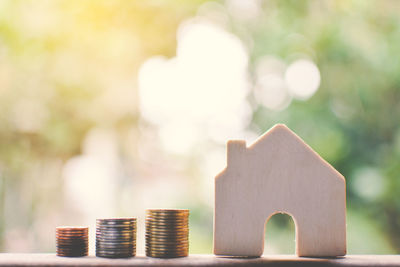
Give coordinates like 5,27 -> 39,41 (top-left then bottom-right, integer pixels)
96,218 -> 136,258
145,209 -> 189,258
56,226 -> 88,257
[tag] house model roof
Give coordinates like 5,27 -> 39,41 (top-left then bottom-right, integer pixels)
217,123 -> 344,182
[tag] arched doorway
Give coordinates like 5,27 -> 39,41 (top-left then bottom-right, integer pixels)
264,212 -> 296,255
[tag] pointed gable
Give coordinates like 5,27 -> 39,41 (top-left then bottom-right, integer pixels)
247,124 -> 344,182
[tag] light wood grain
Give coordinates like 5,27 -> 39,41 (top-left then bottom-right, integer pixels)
214,124 -> 346,257
1,254 -> 400,267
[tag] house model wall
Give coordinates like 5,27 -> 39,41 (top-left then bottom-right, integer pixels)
213,124 -> 346,257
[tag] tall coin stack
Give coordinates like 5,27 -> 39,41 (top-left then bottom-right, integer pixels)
145,209 -> 189,258
56,226 -> 88,257
96,218 -> 136,258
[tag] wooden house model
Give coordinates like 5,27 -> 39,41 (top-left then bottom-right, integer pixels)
214,124 -> 346,257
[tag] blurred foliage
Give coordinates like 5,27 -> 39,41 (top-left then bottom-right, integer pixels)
0,0 -> 400,254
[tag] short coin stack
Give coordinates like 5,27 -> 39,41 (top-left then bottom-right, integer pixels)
96,218 -> 136,258
145,209 -> 189,258
56,226 -> 88,257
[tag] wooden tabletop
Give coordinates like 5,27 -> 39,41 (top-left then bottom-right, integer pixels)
0,254 -> 399,267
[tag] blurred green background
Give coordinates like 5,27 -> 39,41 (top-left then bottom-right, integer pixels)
0,0 -> 400,255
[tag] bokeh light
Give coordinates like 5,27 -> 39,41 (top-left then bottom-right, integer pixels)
351,167 -> 386,201
138,19 -> 251,150
255,73 -> 291,111
285,59 -> 321,100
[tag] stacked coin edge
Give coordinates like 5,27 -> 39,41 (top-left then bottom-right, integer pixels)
145,209 -> 189,258
56,226 -> 88,257
96,217 -> 137,258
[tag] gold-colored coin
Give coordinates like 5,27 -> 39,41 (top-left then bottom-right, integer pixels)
145,209 -> 189,258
